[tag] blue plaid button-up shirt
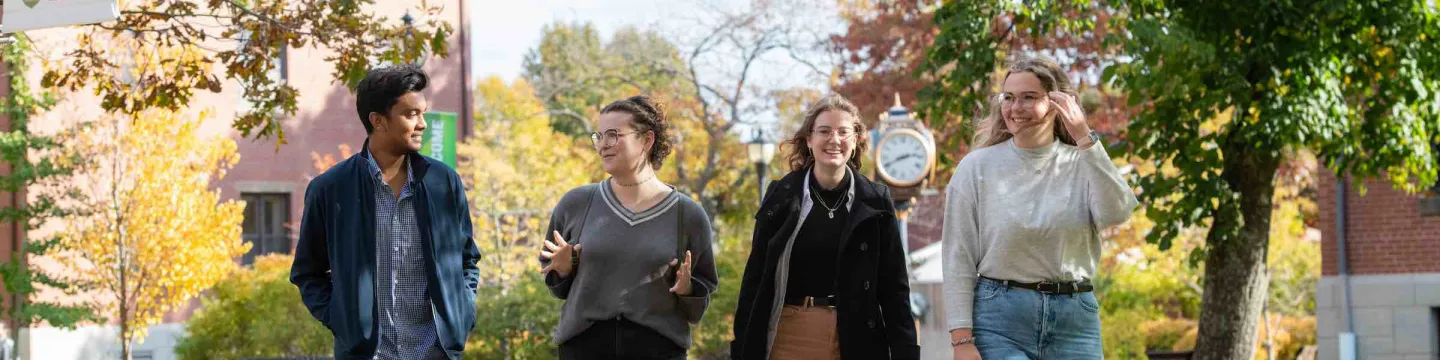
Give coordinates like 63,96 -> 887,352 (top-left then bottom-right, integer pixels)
365,152 -> 445,360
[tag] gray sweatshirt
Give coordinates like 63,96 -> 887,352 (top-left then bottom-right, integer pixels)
942,139 -> 1138,330
541,180 -> 718,348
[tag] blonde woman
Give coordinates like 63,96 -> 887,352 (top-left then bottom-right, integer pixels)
942,56 -> 1138,360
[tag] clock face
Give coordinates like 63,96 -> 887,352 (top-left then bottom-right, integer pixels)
879,132 -> 929,185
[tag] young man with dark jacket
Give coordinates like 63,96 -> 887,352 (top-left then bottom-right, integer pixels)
291,64 -> 481,360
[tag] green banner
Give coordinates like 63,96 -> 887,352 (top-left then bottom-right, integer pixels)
421,112 -> 458,168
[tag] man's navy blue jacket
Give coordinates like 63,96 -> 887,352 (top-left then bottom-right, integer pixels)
290,141 -> 481,359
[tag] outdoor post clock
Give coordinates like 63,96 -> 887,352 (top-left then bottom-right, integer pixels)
873,94 -> 937,191
869,94 -> 937,325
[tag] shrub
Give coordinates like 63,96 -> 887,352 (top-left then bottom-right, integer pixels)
175,255 -> 332,360
1141,318 -> 1197,351
689,232 -> 749,359
465,271 -> 564,359
1100,307 -> 1155,360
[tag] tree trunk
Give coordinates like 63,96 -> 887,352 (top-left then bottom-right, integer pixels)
1192,140 -> 1280,360
119,286 -> 129,360
9,273 -> 21,359
120,319 -> 129,360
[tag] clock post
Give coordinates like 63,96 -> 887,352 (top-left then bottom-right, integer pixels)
869,93 -> 937,337
870,94 -> 937,249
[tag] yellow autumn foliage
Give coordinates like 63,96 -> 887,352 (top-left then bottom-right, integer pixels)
459,76 -> 599,290
59,108 -> 249,350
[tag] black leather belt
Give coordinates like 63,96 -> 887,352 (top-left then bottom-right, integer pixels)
784,295 -> 837,308
982,276 -> 1094,295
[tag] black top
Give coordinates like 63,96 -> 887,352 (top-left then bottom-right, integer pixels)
785,170 -> 851,298
732,168 -> 920,359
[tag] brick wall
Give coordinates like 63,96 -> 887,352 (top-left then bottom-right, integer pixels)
1319,170 -> 1440,276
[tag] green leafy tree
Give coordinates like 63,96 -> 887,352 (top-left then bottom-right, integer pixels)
0,34 -> 101,352
1105,1 -> 1437,358
521,23 -> 679,136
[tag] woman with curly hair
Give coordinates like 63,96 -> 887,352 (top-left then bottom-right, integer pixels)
538,95 -> 719,360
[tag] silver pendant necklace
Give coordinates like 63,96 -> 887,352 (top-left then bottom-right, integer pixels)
811,186 -> 846,219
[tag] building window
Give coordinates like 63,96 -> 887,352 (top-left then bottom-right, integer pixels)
242,193 -> 291,265
277,45 -> 289,82
236,30 -> 287,114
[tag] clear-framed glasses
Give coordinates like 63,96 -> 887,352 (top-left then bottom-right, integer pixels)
589,129 -> 642,147
812,127 -> 857,141
996,93 -> 1045,108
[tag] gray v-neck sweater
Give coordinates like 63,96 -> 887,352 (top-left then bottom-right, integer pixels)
540,180 -> 718,348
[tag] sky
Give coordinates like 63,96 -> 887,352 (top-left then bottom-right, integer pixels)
471,0 -> 731,81
468,0 -> 843,136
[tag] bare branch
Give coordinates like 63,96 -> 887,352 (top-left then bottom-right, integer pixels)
700,85 -> 734,109
782,45 -> 831,80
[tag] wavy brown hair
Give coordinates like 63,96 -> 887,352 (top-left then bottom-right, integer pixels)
974,55 -> 1079,148
600,95 -> 673,169
786,94 -> 868,172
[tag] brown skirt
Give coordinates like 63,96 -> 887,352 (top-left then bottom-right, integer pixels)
770,305 -> 841,360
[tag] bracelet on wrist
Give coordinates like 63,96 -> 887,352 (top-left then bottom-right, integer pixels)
951,336 -> 976,347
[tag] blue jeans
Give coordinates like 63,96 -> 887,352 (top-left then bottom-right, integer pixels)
973,277 -> 1104,359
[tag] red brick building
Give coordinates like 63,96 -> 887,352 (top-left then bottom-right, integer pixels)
0,1 -> 474,358
1316,172 -> 1440,360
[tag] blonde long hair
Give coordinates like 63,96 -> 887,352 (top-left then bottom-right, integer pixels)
974,56 -> 1080,148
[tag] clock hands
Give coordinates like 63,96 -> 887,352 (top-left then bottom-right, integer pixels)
883,152 -> 919,163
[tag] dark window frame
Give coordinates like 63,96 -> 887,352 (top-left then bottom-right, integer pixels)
241,192 -> 292,265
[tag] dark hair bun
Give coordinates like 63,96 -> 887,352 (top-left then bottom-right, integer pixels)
601,95 -> 672,169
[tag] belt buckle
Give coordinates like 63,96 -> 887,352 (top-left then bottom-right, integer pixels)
1037,281 -> 1061,294
1036,280 -> 1071,295
804,296 -> 815,308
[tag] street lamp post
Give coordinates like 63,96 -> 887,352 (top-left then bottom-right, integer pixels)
397,11 -> 427,67
746,127 -> 777,205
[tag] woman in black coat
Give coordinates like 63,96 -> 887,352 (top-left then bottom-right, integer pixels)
729,94 -> 919,360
